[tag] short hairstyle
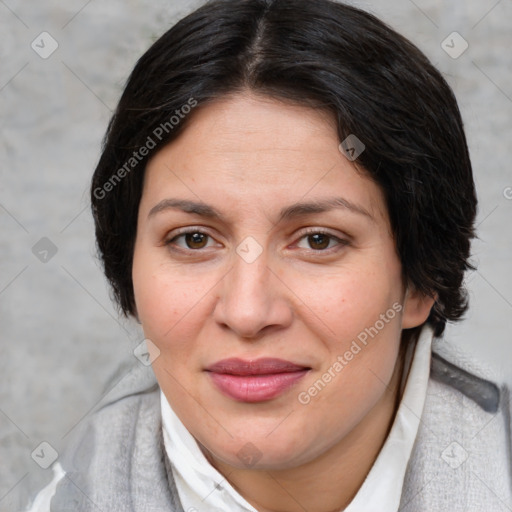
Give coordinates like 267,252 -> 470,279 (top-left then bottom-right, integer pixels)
91,0 -> 477,337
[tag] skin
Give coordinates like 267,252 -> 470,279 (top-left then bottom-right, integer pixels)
132,91 -> 435,512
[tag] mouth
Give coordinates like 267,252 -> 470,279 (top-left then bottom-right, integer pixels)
205,358 -> 311,403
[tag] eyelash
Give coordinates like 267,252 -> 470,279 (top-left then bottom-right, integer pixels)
164,227 -> 349,254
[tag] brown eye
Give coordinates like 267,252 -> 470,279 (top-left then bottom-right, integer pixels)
295,230 -> 348,252
166,230 -> 215,250
184,232 -> 208,249
307,233 -> 331,250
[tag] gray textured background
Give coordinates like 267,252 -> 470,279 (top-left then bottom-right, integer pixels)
1,0 -> 511,510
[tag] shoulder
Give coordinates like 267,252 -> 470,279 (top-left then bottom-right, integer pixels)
401,349 -> 512,511
48,365 -> 183,511
63,365 -> 162,470
429,351 -> 502,413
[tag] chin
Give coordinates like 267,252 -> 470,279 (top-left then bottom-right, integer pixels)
202,425 -> 321,471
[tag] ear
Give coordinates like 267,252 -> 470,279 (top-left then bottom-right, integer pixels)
401,286 -> 436,329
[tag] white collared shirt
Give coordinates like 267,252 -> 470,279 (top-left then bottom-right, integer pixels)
162,325 -> 434,512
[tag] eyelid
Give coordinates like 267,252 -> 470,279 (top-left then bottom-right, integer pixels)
296,226 -> 349,238
292,227 -> 350,251
295,227 -> 350,242
166,226 -> 212,238
164,226 -> 220,248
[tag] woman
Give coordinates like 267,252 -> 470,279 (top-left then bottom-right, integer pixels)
27,0 -> 512,510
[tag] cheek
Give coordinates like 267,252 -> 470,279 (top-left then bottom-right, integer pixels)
132,245 -> 205,344
292,274 -> 403,450
135,272 -> 207,342
294,263 -> 404,400
297,263 -> 403,341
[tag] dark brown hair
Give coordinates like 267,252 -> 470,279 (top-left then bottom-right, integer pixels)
91,0 -> 477,337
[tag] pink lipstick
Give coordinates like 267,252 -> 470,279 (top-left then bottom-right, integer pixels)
205,358 -> 310,402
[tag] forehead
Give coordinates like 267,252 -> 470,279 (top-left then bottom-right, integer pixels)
141,92 -> 388,225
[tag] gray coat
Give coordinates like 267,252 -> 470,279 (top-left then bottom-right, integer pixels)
49,353 -> 512,511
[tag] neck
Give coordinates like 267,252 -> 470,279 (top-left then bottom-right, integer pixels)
205,350 -> 406,512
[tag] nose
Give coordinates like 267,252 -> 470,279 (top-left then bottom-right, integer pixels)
213,248 -> 293,340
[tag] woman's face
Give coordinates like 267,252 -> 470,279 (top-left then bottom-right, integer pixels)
132,92 -> 433,470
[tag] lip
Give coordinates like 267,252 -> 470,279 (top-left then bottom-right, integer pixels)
205,358 -> 310,403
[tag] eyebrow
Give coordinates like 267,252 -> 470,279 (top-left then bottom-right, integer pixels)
147,197 -> 374,223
